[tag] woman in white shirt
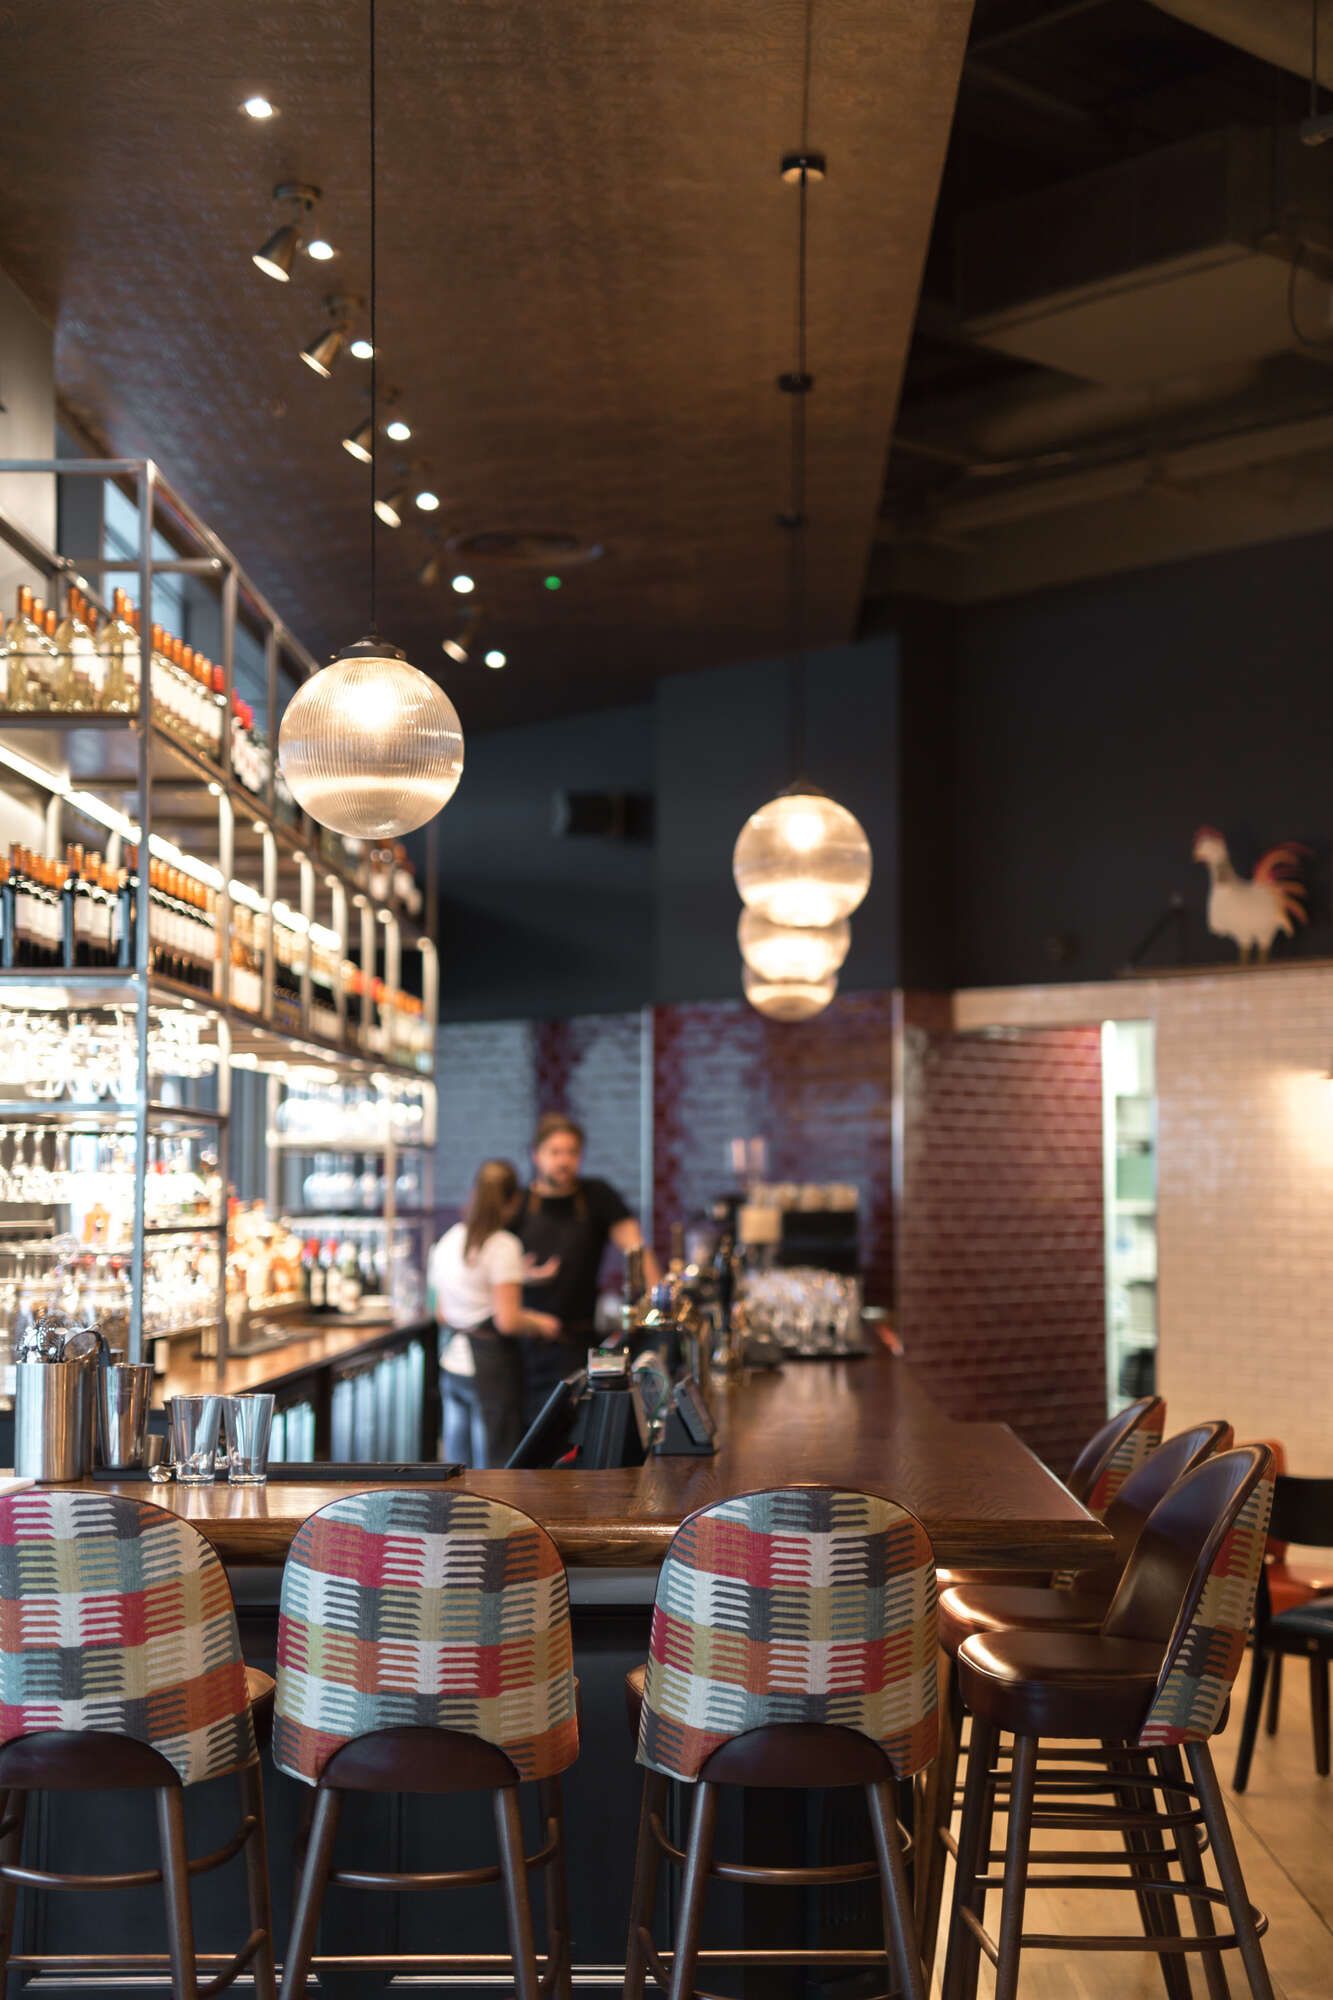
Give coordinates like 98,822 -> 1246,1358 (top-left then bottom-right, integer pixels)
429,1158 -> 562,1467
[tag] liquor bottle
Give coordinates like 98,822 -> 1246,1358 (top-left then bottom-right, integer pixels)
305,1238 -> 325,1311
321,1238 -> 342,1314
0,855 -> 9,967
101,858 -> 121,964
117,848 -> 140,969
54,589 -> 97,710
5,587 -> 53,711
33,853 -> 59,966
338,1238 -> 363,1314
98,590 -> 138,713
61,845 -> 82,967
3,847 -> 27,968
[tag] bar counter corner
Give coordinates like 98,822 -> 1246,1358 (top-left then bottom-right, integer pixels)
84,1350 -> 1113,1573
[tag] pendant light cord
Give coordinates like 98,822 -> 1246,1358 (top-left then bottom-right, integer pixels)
369,0 -> 379,637
785,0 -> 816,783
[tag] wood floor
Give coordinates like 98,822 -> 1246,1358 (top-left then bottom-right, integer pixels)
928,1664 -> 1333,1998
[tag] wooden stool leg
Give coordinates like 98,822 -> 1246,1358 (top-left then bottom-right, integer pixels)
1187,1740 -> 1276,2000
1264,1651 -> 1282,1737
0,1788 -> 26,1985
239,1760 -> 277,2000
867,1779 -> 925,2000
666,1780 -> 717,2000
624,1770 -> 668,2000
942,1713 -> 999,2000
495,1785 -> 541,2000
1309,1653 -> 1330,1777
538,1776 -> 573,2000
1107,1746 -> 1190,2000
279,1787 -> 342,2000
1157,1747 -> 1229,2000
918,1649 -> 961,1980
1232,1637 -> 1269,1792
992,1732 -> 1037,2000
156,1787 -> 200,2000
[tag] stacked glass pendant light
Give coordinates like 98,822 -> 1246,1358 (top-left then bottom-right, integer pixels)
735,115 -> 871,1021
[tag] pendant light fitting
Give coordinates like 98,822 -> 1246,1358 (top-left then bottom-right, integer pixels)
278,0 -> 463,842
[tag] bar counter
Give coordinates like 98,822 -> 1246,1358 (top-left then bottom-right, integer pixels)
95,1349 -> 1112,1573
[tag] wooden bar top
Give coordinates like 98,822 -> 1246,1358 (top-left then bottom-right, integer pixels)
160,1316 -> 430,1401
90,1352 -> 1113,1574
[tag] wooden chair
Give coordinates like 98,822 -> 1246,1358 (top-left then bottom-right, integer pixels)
1233,1471 -> 1333,1792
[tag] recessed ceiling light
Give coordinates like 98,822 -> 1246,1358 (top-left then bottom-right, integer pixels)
385,418 -> 411,442
484,649 -> 507,669
242,95 -> 277,120
415,490 -> 440,512
349,338 -> 374,359
375,490 -> 405,528
341,419 -> 374,462
306,238 -> 337,262
451,574 -> 475,594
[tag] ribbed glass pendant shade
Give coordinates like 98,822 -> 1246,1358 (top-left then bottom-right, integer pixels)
278,639 -> 463,840
738,907 -> 849,985
743,964 -> 837,1022
733,786 -> 872,928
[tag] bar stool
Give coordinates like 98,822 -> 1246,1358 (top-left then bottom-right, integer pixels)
273,1489 -> 578,2000
918,1419 -> 1231,1986
942,1444 -> 1276,2000
0,1489 -> 276,2000
622,1485 -> 939,2000
919,1394 -> 1167,1956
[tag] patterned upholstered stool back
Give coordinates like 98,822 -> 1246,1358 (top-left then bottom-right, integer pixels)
1102,1445 -> 1274,1748
273,1489 -> 578,1787
1077,1396 -> 1166,1517
636,1487 -> 938,1784
0,1489 -> 255,1787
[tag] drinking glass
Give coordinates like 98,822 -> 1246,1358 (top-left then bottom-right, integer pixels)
225,1393 -> 275,1486
170,1394 -> 222,1484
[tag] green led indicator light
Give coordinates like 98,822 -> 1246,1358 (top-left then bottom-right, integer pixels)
543,575 -> 562,591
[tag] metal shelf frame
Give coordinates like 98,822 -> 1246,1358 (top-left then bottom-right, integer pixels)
0,457 -> 440,1371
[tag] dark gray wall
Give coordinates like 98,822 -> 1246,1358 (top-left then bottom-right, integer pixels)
949,532 -> 1333,988
436,702 -> 656,1020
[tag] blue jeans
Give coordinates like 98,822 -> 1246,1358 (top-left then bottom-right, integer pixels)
440,1327 -> 523,1468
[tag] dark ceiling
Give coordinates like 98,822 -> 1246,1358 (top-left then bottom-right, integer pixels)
0,0 -> 970,728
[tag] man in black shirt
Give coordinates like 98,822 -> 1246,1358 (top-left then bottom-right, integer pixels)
517,1111 -> 659,1423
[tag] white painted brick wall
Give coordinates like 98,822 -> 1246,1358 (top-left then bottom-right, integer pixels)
955,969 -> 1333,1473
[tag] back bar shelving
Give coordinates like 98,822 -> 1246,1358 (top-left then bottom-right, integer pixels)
0,459 -> 439,1372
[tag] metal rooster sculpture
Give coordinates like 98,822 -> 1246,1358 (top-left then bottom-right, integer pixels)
1192,827 -> 1309,963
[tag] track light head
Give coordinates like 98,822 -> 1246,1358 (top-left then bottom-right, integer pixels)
442,604 -> 482,664
301,325 -> 346,378
342,419 -> 374,463
375,489 -> 405,529
252,181 -> 323,282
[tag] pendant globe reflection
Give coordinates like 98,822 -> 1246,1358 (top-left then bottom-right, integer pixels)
733,786 -> 871,929
743,964 -> 837,1023
738,907 -> 849,986
278,639 -> 464,840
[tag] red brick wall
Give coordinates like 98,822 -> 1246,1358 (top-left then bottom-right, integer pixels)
896,1019 -> 1106,1473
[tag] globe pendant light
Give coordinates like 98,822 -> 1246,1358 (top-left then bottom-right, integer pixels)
277,0 -> 463,841
743,964 -> 838,1023
732,107 -> 871,934
738,904 -> 849,985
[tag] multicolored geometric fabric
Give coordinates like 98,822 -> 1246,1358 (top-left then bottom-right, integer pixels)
636,1487 -> 938,1784
1138,1454 -> 1275,1747
273,1489 -> 578,1786
0,1489 -> 255,1787
1084,1398 -> 1166,1517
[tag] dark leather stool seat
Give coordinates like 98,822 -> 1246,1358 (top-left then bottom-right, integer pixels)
956,1628 -> 1163,1738
937,1582 -> 1107,1655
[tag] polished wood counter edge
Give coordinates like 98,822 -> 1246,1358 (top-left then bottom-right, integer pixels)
160,1316 -> 434,1401
88,1353 -> 1113,1575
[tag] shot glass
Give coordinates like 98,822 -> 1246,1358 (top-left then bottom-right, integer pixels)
170,1395 -> 222,1485
225,1393 -> 275,1486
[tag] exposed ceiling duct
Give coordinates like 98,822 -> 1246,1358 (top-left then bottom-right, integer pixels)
1149,1 -> 1333,91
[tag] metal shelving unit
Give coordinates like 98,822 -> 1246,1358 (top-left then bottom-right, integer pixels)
0,458 -> 439,1372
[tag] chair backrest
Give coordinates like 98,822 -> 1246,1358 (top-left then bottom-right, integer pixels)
273,1489 -> 578,1787
1101,1421 -> 1233,1573
636,1486 -> 938,1784
1267,1472 -> 1333,1551
0,1489 -> 255,1787
1069,1396 -> 1166,1514
1101,1445 -> 1273,1747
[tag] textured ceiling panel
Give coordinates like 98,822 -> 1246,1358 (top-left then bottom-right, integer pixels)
0,0 -> 970,727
